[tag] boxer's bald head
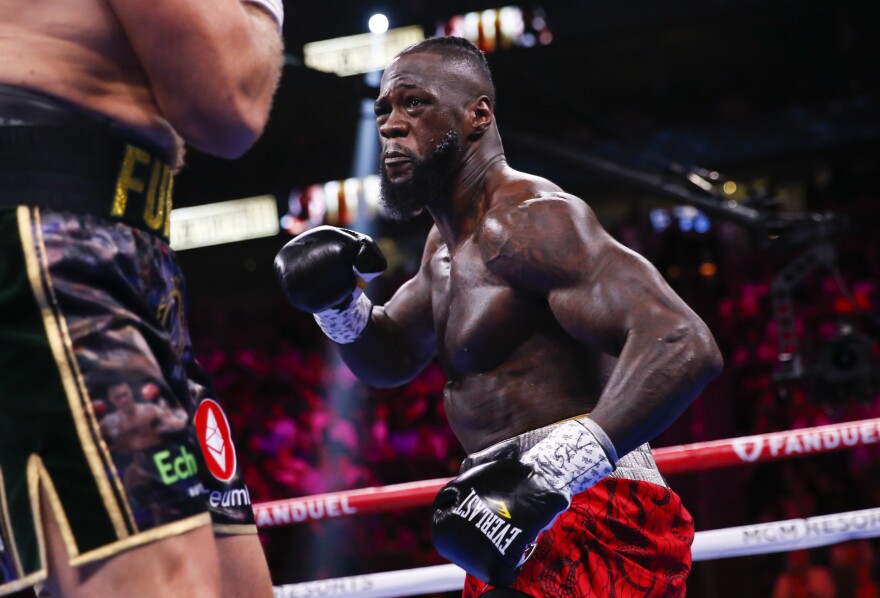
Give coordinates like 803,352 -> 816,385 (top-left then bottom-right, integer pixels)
396,36 -> 495,108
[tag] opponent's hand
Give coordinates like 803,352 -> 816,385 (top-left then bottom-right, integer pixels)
431,459 -> 569,587
274,226 -> 387,314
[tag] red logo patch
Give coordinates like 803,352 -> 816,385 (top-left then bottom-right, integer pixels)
195,399 -> 237,482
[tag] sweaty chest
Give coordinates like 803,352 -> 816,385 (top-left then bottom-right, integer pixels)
430,245 -> 542,373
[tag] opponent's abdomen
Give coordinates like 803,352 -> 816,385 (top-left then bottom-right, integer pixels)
0,1 -> 178,155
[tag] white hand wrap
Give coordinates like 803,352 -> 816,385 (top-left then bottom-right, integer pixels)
314,291 -> 372,345
312,268 -> 381,345
521,416 -> 618,502
244,0 -> 284,30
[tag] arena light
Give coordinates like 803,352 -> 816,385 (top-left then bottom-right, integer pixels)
169,195 -> 279,251
436,5 -> 551,52
280,175 -> 382,235
368,13 -> 389,35
650,206 -> 711,234
303,26 -> 424,77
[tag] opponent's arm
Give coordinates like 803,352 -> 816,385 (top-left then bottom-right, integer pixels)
105,0 -> 284,158
274,226 -> 439,388
493,195 -> 723,457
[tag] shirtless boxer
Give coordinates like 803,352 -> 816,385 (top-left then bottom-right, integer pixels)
276,36 -> 723,596
0,1 -> 283,596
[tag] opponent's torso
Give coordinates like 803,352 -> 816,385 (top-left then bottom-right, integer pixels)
0,0 -> 180,155
429,215 -> 609,454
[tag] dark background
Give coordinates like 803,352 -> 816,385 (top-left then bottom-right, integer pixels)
170,1 -> 880,596
175,0 -> 879,314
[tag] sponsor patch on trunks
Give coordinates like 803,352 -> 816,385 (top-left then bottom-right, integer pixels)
195,399 -> 237,482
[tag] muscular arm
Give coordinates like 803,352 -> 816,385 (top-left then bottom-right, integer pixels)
105,0 -> 283,158
484,195 -> 723,457
337,227 -> 442,387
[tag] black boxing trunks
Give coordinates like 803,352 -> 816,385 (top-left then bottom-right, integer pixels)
460,420 -> 694,597
0,86 -> 254,595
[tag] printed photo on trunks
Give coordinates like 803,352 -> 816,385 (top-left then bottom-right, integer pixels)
98,381 -> 188,454
195,399 -> 237,482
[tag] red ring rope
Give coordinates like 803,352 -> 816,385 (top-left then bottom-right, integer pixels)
255,417 -> 880,528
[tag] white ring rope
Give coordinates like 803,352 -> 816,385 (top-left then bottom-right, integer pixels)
273,565 -> 465,598
273,506 -> 880,598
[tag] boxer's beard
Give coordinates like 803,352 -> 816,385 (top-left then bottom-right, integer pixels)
379,130 -> 462,221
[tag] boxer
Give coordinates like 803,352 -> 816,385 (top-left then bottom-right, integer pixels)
276,36 -> 722,596
0,0 -> 283,596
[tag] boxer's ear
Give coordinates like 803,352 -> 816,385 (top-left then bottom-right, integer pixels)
467,96 -> 493,139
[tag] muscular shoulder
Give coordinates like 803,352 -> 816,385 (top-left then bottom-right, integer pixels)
418,225 -> 445,272
477,188 -> 609,290
424,225 -> 445,258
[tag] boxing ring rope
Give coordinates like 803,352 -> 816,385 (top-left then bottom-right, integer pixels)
262,417 -> 880,597
272,508 -> 880,598
257,418 -> 880,528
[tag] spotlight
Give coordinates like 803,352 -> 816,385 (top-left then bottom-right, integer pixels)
368,13 -> 389,34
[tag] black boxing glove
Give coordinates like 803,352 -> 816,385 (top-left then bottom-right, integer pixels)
274,226 -> 387,343
432,416 -> 618,586
432,459 -> 568,587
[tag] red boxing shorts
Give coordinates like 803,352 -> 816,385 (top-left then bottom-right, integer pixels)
463,477 -> 695,597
